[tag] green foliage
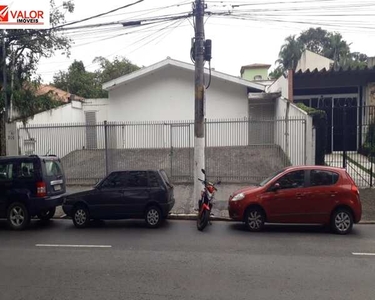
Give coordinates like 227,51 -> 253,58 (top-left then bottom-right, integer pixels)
52,56 -> 140,98
93,56 -> 140,84
296,103 -> 326,118
361,122 -> 375,158
271,27 -> 368,79
13,81 -> 62,124
269,66 -> 284,80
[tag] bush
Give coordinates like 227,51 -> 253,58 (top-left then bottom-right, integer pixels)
360,122 -> 375,159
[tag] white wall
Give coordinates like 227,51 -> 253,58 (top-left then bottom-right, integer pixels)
275,97 -> 315,165
107,66 -> 249,122
83,98 -> 109,122
267,76 -> 289,99
16,99 -> 109,157
296,50 -> 334,73
17,100 -> 85,126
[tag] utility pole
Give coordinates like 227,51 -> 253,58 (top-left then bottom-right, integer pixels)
193,0 -> 206,208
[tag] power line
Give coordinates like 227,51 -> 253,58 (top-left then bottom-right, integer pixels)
54,0 -> 145,30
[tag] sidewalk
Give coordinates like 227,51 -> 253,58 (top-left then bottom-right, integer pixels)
55,184 -> 375,223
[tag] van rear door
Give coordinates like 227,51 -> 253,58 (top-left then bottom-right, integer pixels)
42,157 -> 66,196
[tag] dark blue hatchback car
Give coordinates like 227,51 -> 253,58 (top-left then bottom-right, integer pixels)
63,170 -> 175,228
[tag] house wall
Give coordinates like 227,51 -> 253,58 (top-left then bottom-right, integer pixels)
267,76 -> 289,99
275,97 -> 315,165
18,100 -> 85,126
242,68 -> 269,81
296,50 -> 334,72
108,66 -> 249,122
83,98 -> 109,122
16,99 -> 109,157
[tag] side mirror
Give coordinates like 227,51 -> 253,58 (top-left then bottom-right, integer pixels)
201,169 -> 206,175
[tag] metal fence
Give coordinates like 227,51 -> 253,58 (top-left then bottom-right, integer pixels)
18,117 -> 308,185
324,105 -> 375,187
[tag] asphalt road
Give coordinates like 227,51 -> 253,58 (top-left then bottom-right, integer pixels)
1,219 -> 375,300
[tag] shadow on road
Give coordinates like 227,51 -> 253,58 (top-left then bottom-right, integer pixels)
0,219 -> 62,232
228,222 -> 347,235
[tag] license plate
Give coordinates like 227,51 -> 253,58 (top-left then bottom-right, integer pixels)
54,185 -> 62,191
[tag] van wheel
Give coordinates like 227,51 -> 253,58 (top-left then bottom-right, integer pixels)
331,208 -> 353,235
7,202 -> 30,230
245,207 -> 265,232
145,206 -> 162,228
38,207 -> 56,221
72,205 -> 90,229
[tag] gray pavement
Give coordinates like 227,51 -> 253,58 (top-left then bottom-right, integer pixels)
1,220 -> 375,300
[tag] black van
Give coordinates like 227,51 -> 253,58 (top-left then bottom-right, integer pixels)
0,155 -> 66,230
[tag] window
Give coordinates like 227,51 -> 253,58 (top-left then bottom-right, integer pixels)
127,171 -> 148,188
18,162 -> 35,179
0,163 -> 13,180
101,172 -> 128,188
148,172 -> 160,187
259,169 -> 286,187
160,170 -> 172,188
45,160 -> 63,177
101,171 -> 148,189
276,170 -> 305,190
310,170 -> 339,186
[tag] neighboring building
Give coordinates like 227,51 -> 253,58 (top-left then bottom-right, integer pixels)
296,50 -> 334,73
240,63 -> 271,81
35,84 -> 85,103
269,51 -> 375,154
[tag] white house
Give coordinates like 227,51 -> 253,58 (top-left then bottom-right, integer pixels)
10,57 -> 315,183
101,57 -> 266,122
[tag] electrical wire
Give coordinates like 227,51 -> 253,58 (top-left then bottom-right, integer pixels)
53,0 -> 144,29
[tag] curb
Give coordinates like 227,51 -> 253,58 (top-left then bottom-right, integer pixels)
167,214 -> 232,221
53,214 -> 375,224
358,221 -> 375,224
55,213 -> 232,221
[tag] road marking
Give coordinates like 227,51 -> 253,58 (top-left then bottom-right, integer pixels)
35,244 -> 112,248
352,252 -> 375,256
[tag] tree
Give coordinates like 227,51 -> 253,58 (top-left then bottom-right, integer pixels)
298,27 -> 330,55
276,35 -> 303,72
0,0 -> 75,121
271,27 -> 368,79
53,60 -> 98,98
93,56 -> 140,84
52,56 -> 140,98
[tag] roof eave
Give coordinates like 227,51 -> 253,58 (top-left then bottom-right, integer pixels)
103,58 -> 265,92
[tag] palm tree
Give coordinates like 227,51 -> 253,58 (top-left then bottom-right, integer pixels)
323,33 -> 351,70
276,35 -> 303,71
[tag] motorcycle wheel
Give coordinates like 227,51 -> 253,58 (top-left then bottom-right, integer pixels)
197,209 -> 209,231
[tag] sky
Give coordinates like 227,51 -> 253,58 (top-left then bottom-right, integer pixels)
37,0 -> 375,84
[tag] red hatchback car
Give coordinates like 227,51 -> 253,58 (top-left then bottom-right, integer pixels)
228,166 -> 361,234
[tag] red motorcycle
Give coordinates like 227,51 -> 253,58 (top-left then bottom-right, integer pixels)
197,169 -> 221,231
